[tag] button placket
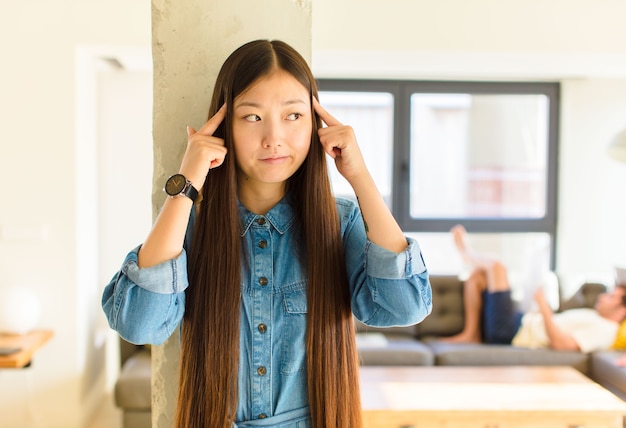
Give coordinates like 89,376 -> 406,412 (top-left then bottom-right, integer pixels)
250,217 -> 272,419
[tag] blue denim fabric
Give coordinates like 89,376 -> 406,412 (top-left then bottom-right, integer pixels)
481,290 -> 523,344
102,197 -> 431,426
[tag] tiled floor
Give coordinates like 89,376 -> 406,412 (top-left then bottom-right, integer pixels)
87,393 -> 122,428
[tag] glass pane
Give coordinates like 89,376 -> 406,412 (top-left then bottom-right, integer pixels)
410,93 -> 549,219
407,231 -> 556,310
318,91 -> 394,206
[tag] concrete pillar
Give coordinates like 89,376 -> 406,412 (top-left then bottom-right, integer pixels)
150,1 -> 312,425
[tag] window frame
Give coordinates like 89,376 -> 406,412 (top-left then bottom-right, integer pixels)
318,79 -> 560,267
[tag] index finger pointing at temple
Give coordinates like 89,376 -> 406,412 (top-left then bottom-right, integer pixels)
196,104 -> 227,136
313,97 -> 342,127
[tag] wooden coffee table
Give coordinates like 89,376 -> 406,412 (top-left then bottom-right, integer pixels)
360,366 -> 626,428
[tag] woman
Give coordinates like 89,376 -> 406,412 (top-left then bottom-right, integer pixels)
102,39 -> 432,428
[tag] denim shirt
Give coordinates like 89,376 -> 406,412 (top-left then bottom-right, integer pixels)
102,197 -> 431,427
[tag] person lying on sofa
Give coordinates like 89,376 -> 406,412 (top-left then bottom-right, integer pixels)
443,225 -> 626,352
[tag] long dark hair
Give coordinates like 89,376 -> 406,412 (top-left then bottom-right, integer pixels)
176,40 -> 362,427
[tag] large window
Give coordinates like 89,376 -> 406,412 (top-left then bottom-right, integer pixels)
319,80 -> 559,297
409,92 -> 549,220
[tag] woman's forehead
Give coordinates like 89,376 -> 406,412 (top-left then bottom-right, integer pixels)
235,71 -> 309,107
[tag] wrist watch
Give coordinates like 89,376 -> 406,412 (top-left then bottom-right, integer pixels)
164,173 -> 199,203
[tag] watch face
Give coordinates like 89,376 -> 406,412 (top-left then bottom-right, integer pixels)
165,174 -> 186,196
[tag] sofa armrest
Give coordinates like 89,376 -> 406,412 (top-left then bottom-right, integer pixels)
115,349 -> 151,411
558,282 -> 607,312
590,351 -> 626,400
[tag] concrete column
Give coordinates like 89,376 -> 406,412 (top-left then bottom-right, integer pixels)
150,1 -> 312,425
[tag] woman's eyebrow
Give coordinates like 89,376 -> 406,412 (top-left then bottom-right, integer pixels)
234,99 -> 308,109
235,101 -> 261,109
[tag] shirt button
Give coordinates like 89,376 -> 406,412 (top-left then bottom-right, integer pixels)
257,366 -> 267,376
258,413 -> 267,419
259,277 -> 268,286
256,217 -> 266,225
258,240 -> 267,249
258,324 -> 267,333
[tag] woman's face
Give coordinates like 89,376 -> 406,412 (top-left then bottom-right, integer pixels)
232,70 -> 312,190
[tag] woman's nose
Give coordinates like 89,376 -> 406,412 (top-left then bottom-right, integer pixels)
262,120 -> 283,148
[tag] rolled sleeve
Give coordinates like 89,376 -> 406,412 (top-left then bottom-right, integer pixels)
102,246 -> 188,345
122,245 -> 190,294
338,198 -> 432,328
365,237 -> 426,279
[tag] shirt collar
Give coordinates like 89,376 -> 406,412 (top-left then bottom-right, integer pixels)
239,197 -> 296,237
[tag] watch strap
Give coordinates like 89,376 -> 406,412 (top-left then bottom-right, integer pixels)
182,180 -> 199,203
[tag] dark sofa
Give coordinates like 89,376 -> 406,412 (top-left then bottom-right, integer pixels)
115,340 -> 151,428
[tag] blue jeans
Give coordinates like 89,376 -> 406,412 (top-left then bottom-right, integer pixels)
481,290 -> 523,344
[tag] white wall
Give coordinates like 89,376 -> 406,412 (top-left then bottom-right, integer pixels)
558,79 -> 626,290
313,0 -> 626,53
95,66 -> 153,392
0,2 -> 150,427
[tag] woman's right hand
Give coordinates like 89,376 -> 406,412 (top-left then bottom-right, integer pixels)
179,104 -> 228,191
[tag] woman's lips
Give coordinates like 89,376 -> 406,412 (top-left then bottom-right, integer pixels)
261,156 -> 288,164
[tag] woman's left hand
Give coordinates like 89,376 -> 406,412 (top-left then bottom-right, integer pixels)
314,98 -> 367,183
534,288 -> 552,313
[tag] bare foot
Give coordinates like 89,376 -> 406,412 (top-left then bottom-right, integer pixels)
439,331 -> 481,344
451,224 -> 472,265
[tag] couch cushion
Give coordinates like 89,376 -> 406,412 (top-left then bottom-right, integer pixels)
415,275 -> 465,338
427,341 -> 590,374
115,349 -> 152,410
357,333 -> 434,366
590,351 -> 626,400
123,410 -> 152,428
354,318 -> 418,336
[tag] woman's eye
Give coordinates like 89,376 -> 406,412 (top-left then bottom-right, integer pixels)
286,113 -> 302,121
244,114 -> 261,122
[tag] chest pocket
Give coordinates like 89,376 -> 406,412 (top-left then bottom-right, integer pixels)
281,288 -> 308,375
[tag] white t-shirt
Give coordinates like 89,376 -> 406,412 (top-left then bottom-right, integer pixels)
512,308 -> 618,353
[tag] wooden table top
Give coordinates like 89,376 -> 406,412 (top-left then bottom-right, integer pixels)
360,366 -> 626,412
0,330 -> 53,368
